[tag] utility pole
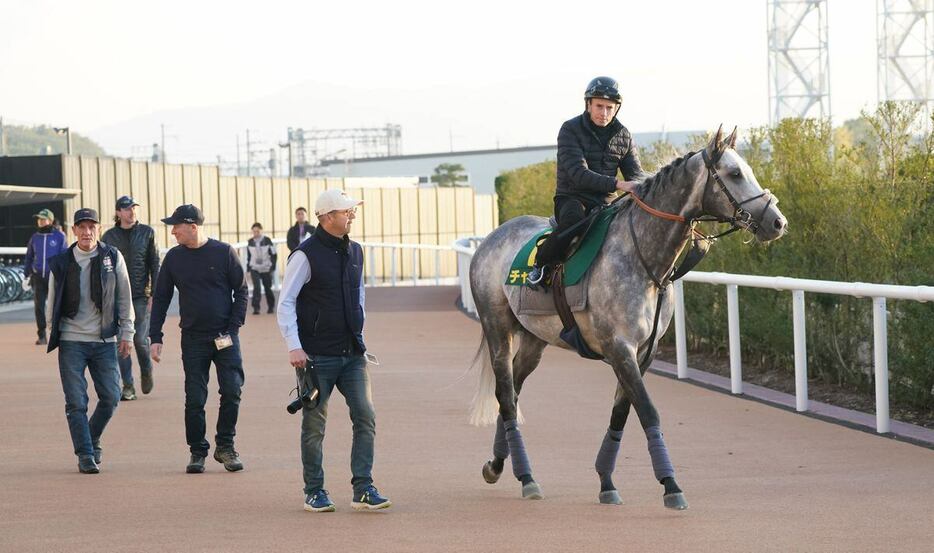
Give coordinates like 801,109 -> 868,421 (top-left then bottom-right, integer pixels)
236,134 -> 241,176
53,126 -> 72,155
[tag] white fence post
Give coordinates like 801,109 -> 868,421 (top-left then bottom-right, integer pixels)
873,297 -> 890,433
411,248 -> 418,287
390,247 -> 397,287
792,290 -> 808,412
673,280 -> 688,379
727,284 -> 742,394
367,246 -> 376,287
434,250 -> 441,286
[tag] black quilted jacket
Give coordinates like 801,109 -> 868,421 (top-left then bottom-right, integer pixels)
101,222 -> 160,299
555,113 -> 643,206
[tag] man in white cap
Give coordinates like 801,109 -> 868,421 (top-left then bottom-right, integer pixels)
277,189 -> 391,512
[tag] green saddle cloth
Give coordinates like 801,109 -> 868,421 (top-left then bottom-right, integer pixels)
505,206 -> 619,286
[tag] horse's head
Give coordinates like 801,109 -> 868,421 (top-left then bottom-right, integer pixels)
701,126 -> 787,243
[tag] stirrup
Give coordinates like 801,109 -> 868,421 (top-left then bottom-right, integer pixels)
527,265 -> 547,285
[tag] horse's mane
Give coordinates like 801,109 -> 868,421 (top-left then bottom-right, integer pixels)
633,150 -> 698,200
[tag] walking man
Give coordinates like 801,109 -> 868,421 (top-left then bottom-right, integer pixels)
277,189 -> 391,512
46,208 -> 134,473
149,204 -> 249,474
247,222 -> 277,315
24,208 -> 68,345
286,207 -> 315,251
101,196 -> 160,400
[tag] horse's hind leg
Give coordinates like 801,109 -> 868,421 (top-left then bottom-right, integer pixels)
483,330 -> 546,487
595,385 -> 630,505
607,349 -> 688,510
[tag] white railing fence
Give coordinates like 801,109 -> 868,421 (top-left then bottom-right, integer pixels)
452,237 -> 934,435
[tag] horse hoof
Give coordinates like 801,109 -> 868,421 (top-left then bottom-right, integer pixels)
521,481 -> 544,500
663,492 -> 689,510
482,461 -> 501,484
599,490 -> 622,505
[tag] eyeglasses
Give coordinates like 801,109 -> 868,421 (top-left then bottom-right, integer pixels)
330,208 -> 357,216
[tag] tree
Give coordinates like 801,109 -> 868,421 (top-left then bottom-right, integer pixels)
433,163 -> 468,187
0,124 -> 106,156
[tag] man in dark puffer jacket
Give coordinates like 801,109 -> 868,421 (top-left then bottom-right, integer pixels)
528,76 -> 643,287
101,196 -> 160,400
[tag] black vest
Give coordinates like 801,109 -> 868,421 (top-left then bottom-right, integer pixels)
294,228 -> 366,356
47,243 -> 122,352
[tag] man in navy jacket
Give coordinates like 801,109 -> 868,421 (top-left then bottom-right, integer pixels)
25,208 -> 68,345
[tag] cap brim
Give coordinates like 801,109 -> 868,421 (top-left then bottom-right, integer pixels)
74,217 -> 99,224
160,216 -> 183,225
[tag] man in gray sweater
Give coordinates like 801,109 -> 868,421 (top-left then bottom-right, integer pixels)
46,208 -> 135,474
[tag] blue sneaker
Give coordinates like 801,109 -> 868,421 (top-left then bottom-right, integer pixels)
351,485 -> 392,511
304,490 -> 335,512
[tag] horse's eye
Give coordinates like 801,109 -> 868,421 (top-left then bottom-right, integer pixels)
731,170 -> 741,178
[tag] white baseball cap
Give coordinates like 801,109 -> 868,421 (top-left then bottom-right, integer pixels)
315,189 -> 363,216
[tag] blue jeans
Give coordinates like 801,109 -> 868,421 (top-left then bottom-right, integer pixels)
181,332 -> 244,457
118,297 -> 152,386
301,354 -> 376,495
57,341 -> 121,458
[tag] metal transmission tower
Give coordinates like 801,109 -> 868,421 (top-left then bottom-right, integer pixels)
767,0 -> 832,124
286,124 -> 402,177
877,0 -> 934,120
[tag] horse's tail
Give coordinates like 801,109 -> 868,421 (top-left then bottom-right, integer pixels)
468,330 -> 524,427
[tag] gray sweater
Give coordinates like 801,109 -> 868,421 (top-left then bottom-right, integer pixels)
47,245 -> 135,343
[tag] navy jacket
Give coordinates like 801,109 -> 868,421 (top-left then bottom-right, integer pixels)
24,227 -> 68,280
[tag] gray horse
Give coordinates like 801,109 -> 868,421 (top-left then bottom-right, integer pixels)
467,126 -> 787,509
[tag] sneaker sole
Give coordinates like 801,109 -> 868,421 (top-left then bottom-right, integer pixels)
304,504 -> 336,513
186,465 -> 205,474
350,500 -> 392,511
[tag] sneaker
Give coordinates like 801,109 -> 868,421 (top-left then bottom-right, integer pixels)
304,490 -> 336,513
252,308 -> 260,315
213,448 -> 244,472
35,335 -> 47,346
140,371 -> 154,395
121,384 -> 137,401
186,454 -> 206,474
267,305 -> 275,314
78,455 -> 100,474
351,485 -> 392,511
91,438 -> 102,465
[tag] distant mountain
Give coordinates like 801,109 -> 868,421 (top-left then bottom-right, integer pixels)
0,124 -> 106,156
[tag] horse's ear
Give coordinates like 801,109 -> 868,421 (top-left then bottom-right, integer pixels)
726,126 -> 738,149
706,124 -> 724,156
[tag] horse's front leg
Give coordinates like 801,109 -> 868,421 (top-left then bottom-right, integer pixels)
595,385 -> 630,505
606,347 -> 688,510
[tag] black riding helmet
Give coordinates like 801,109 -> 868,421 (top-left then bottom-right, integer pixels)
584,76 -> 621,103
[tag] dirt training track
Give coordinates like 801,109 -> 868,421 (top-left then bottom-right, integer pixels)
0,286 -> 931,553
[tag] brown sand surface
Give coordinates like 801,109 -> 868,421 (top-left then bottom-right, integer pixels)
0,286 -> 931,553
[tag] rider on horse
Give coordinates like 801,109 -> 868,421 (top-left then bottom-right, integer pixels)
527,76 -> 642,288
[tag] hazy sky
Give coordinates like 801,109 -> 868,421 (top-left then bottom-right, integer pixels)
1,0 -> 881,161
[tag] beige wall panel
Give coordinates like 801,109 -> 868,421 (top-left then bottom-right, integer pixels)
182,165 -> 202,206
235,177 -> 255,242
114,158 -> 131,201
218,176 -> 239,244
455,187 -> 475,235
163,164 -> 184,218
62,155 -> 81,192
200,166 -> 221,235
78,157 -> 99,217
474,194 -> 496,236
98,158 -> 117,220
128,162 -> 149,225
324,177 -> 342,190
253,177 -> 273,230
379,188 -> 408,277
307,179 -> 328,199
417,188 -> 438,243
147,164 -> 168,248
399,188 -> 430,276
358,188 -> 383,279
272,178 -> 291,237
436,188 -> 457,235
288,178 -> 310,223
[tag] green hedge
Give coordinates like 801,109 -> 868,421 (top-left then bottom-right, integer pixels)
495,105 -> 934,411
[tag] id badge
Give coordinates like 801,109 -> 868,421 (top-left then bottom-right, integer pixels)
214,334 -> 233,350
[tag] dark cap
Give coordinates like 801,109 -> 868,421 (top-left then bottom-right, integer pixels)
161,204 -> 204,225
73,208 -> 100,224
116,195 -> 140,209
